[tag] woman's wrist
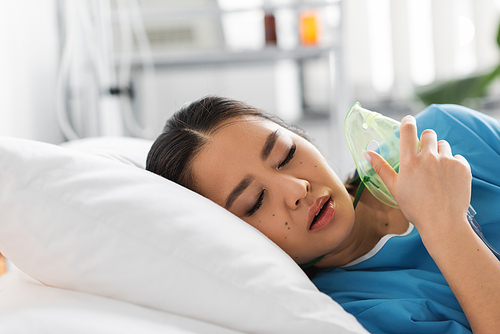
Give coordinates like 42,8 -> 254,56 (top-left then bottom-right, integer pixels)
416,214 -> 470,255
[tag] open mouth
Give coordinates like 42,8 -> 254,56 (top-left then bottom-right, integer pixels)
311,201 -> 327,228
309,198 -> 334,231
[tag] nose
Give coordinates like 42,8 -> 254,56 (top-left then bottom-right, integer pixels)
280,175 -> 310,209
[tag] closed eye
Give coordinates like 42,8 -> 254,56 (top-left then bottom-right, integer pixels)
246,190 -> 265,217
278,144 -> 296,169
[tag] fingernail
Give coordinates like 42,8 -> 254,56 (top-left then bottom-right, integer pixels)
403,115 -> 416,123
362,149 -> 372,163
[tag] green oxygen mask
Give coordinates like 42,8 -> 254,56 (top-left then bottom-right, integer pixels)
344,102 -> 402,208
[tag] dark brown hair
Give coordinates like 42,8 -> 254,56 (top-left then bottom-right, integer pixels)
146,96 -> 308,191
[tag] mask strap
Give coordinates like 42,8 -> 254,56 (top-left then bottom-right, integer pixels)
352,177 -> 367,209
299,254 -> 325,269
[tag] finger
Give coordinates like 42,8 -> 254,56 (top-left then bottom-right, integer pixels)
363,149 -> 398,195
399,116 -> 419,163
454,154 -> 471,172
437,140 -> 452,157
419,129 -> 438,153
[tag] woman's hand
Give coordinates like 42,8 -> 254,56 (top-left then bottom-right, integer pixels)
363,115 -> 472,238
365,115 -> 500,334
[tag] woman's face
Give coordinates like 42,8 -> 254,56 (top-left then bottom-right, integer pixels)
191,116 -> 355,265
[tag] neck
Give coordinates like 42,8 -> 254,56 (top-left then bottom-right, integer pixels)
316,189 -> 408,268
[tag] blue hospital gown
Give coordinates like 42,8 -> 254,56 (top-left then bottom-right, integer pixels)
312,104 -> 500,334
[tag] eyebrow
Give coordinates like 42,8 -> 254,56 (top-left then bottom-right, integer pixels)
225,176 -> 253,209
224,130 -> 279,210
261,129 -> 280,161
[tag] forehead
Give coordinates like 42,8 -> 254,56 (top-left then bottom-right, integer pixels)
190,116 -> 284,203
215,116 -> 281,143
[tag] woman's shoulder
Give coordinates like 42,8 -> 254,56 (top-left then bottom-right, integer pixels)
416,104 -> 500,135
415,104 -> 500,153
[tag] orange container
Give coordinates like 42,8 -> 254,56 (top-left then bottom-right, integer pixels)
299,11 -> 319,45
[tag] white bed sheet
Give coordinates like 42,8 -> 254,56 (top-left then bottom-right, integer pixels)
0,269 -> 242,334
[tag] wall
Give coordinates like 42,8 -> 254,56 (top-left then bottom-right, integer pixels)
0,0 -> 63,143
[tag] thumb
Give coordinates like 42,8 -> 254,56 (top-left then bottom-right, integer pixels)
362,150 -> 398,194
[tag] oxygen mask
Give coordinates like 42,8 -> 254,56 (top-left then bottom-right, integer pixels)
344,102 -> 402,208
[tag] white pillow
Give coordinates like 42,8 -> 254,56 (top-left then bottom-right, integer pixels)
0,136 -> 367,334
60,136 -> 154,168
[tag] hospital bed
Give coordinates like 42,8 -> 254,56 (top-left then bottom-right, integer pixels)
0,136 -> 368,334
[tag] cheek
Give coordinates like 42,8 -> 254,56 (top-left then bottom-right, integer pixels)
257,215 -> 307,260
249,212 -> 292,244
297,145 -> 332,175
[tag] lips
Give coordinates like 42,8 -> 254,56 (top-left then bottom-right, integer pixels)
309,197 -> 334,231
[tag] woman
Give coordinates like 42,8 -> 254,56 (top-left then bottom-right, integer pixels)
146,96 -> 500,333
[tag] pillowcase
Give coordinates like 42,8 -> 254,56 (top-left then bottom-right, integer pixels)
60,136 -> 154,168
0,136 -> 367,334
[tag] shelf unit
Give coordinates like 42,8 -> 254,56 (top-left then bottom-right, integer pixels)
113,1 -> 341,22
120,45 -> 337,68
115,0 -> 350,172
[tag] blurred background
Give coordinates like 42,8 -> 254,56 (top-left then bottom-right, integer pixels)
1,0 -> 500,178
